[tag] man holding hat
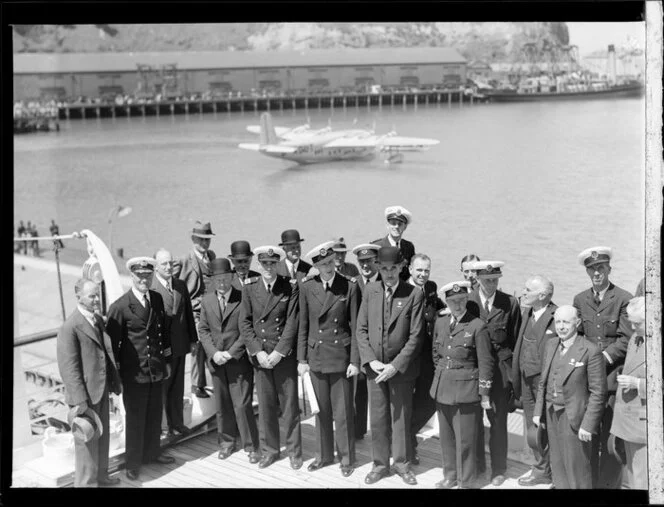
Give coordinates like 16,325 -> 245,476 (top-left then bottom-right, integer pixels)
228,240 -> 261,289
430,281 -> 494,489
277,229 -> 313,283
332,237 -> 360,278
466,260 -> 521,486
176,220 -> 217,399
351,243 -> 381,440
356,246 -> 424,486
106,257 -> 175,481
297,241 -> 361,476
372,206 -> 416,281
573,246 -> 633,489
57,278 -> 122,487
199,258 -> 260,464
239,245 -> 303,470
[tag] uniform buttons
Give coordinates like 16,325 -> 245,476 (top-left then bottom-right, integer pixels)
277,328 -> 281,332
463,343 -> 467,347
448,345 -> 451,349
319,340 -> 323,344
319,330 -> 322,334
334,340 -> 338,344
277,336 -> 281,340
334,329 -> 338,334
597,324 -> 601,328
276,318 -> 280,322
262,329 -> 265,333
334,318 -> 338,323
261,319 -> 265,323
263,339 -> 267,342
597,313 -> 601,317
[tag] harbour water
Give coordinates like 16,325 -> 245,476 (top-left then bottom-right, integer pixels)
14,98 -> 645,306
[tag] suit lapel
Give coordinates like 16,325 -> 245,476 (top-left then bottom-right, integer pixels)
172,281 -> 181,314
222,288 -> 240,324
541,339 -> 558,385
597,285 -> 616,314
77,310 -> 103,348
584,289 -> 599,311
388,283 -> 409,328
259,278 -> 283,319
319,276 -> 344,317
560,337 -> 586,383
311,278 -> 327,306
128,290 -> 149,323
623,338 -> 646,375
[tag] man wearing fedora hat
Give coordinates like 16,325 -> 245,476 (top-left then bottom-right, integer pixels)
239,245 -> 303,470
176,221 -> 217,399
573,246 -> 633,489
372,206 -> 416,281
228,240 -> 261,289
106,257 -> 175,481
276,229 -> 313,284
332,237 -> 360,279
57,278 -> 122,487
199,258 -> 260,464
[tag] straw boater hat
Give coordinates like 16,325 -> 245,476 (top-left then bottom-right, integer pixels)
191,221 -> 215,239
67,406 -> 104,443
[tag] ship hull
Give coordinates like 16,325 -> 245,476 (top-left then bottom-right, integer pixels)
487,83 -> 644,102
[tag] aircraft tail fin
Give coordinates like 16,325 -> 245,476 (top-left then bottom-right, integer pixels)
259,112 -> 278,146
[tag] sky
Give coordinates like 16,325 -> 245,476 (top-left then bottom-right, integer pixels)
566,22 -> 645,56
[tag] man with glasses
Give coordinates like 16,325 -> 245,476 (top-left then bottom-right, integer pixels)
372,206 -> 416,281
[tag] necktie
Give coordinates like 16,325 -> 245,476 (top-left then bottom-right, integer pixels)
267,283 -> 272,294
450,318 -> 456,333
219,293 -> 226,313
167,281 -> 173,294
559,340 -> 568,356
484,299 -> 491,315
289,264 -> 295,279
386,286 -> 393,304
324,282 -> 330,292
593,291 -> 601,306
144,294 -> 151,311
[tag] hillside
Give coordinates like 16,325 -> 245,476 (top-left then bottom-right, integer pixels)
12,23 -> 570,63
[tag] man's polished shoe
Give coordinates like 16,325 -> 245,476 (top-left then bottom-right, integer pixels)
125,469 -> 140,481
153,454 -> 175,465
307,459 -> 333,472
98,475 -> 121,486
396,469 -> 418,485
172,424 -> 192,436
289,456 -> 303,470
192,387 -> 210,398
258,455 -> 278,469
491,474 -> 506,486
364,470 -> 388,485
435,478 -> 458,489
248,451 -> 261,464
218,447 -> 234,460
518,474 -> 552,487
340,465 -> 354,477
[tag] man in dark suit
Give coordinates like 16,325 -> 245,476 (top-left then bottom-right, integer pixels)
199,258 -> 260,463
175,221 -> 217,399
228,240 -> 261,289
297,241 -> 361,477
277,229 -> 313,283
332,237 -> 360,278
350,243 -> 381,440
151,248 -> 197,437
372,206 -> 416,281
512,275 -> 557,486
356,246 -> 424,486
239,245 -> 302,470
106,257 -> 175,481
430,281 -> 494,489
57,279 -> 122,487
573,246 -> 633,489
407,253 -> 445,465
533,305 -> 607,489
466,260 -> 522,486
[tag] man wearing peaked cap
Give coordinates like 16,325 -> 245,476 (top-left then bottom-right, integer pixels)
466,260 -> 522,487
175,221 -> 217,399
297,241 -> 361,477
352,244 -> 381,294
228,240 -> 261,289
106,256 -> 175,480
430,280 -> 493,489
238,244 -> 302,470
356,245 -> 424,486
277,229 -> 313,283
372,206 -> 416,281
573,246 -> 632,489
332,237 -> 360,278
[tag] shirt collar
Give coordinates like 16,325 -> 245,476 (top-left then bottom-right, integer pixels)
363,272 -> 377,285
77,305 -> 97,326
532,305 -> 547,321
408,277 -> 425,291
595,285 -> 609,300
451,310 -> 467,324
285,258 -> 299,271
387,235 -> 400,248
217,287 -> 231,299
559,333 -> 578,350
132,286 -> 150,305
479,290 -> 496,308
263,277 -> 276,292
384,280 -> 399,294
193,248 -> 208,262
155,272 -> 171,288
321,272 -> 336,288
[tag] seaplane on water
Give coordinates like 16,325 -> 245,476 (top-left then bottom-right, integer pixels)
239,112 -> 439,164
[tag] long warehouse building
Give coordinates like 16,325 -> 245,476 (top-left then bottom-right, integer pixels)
13,47 -> 467,101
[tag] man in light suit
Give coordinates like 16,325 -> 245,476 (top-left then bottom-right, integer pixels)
533,305 -> 607,489
277,229 -> 313,283
57,279 -> 122,487
356,246 -> 424,486
152,248 -> 197,437
513,275 -> 557,486
372,206 -> 416,281
199,258 -> 260,464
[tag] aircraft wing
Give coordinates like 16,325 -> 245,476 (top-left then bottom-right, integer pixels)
379,136 -> 440,152
322,137 -> 380,148
238,142 -> 262,151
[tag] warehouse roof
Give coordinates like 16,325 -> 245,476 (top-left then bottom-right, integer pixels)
13,47 -> 466,74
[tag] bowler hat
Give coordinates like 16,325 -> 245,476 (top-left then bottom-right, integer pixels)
607,434 -> 626,466
210,258 -> 233,276
67,407 -> 104,443
192,221 -> 215,239
526,423 -> 548,456
279,229 -> 304,246
376,246 -> 404,265
228,240 -> 253,259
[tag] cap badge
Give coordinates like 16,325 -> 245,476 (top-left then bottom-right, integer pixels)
452,284 -> 460,292
396,209 -> 402,215
486,264 -> 493,271
361,249 -> 368,255
591,251 -> 598,259
267,248 -> 274,256
320,248 -> 327,256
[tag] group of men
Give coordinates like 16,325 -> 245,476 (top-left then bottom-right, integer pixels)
56,205 -> 647,490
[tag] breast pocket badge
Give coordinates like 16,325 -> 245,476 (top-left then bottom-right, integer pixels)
280,297 -> 289,302
464,332 -> 472,338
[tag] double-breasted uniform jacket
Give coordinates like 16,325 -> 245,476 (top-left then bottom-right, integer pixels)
231,269 -> 261,290
175,248 -> 217,318
277,259 -> 313,283
356,281 -> 424,382
239,275 -> 300,365
429,311 -> 494,405
610,333 -> 647,444
467,289 -> 522,388
511,302 -> 558,400
106,290 -> 172,384
151,277 -> 197,358
534,336 -> 608,434
573,283 -> 633,391
371,236 -> 416,281
297,274 -> 361,373
57,309 -> 122,406
198,286 -> 251,372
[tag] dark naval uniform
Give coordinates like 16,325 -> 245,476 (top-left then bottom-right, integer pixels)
277,259 -> 313,284
430,311 -> 494,488
231,269 -> 261,290
467,289 -> 521,478
573,282 -> 633,489
106,289 -> 171,471
239,275 -> 302,460
337,262 -> 360,278
371,236 -> 415,281
297,273 -> 361,466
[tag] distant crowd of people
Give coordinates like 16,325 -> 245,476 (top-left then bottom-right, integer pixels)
14,219 -> 64,256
